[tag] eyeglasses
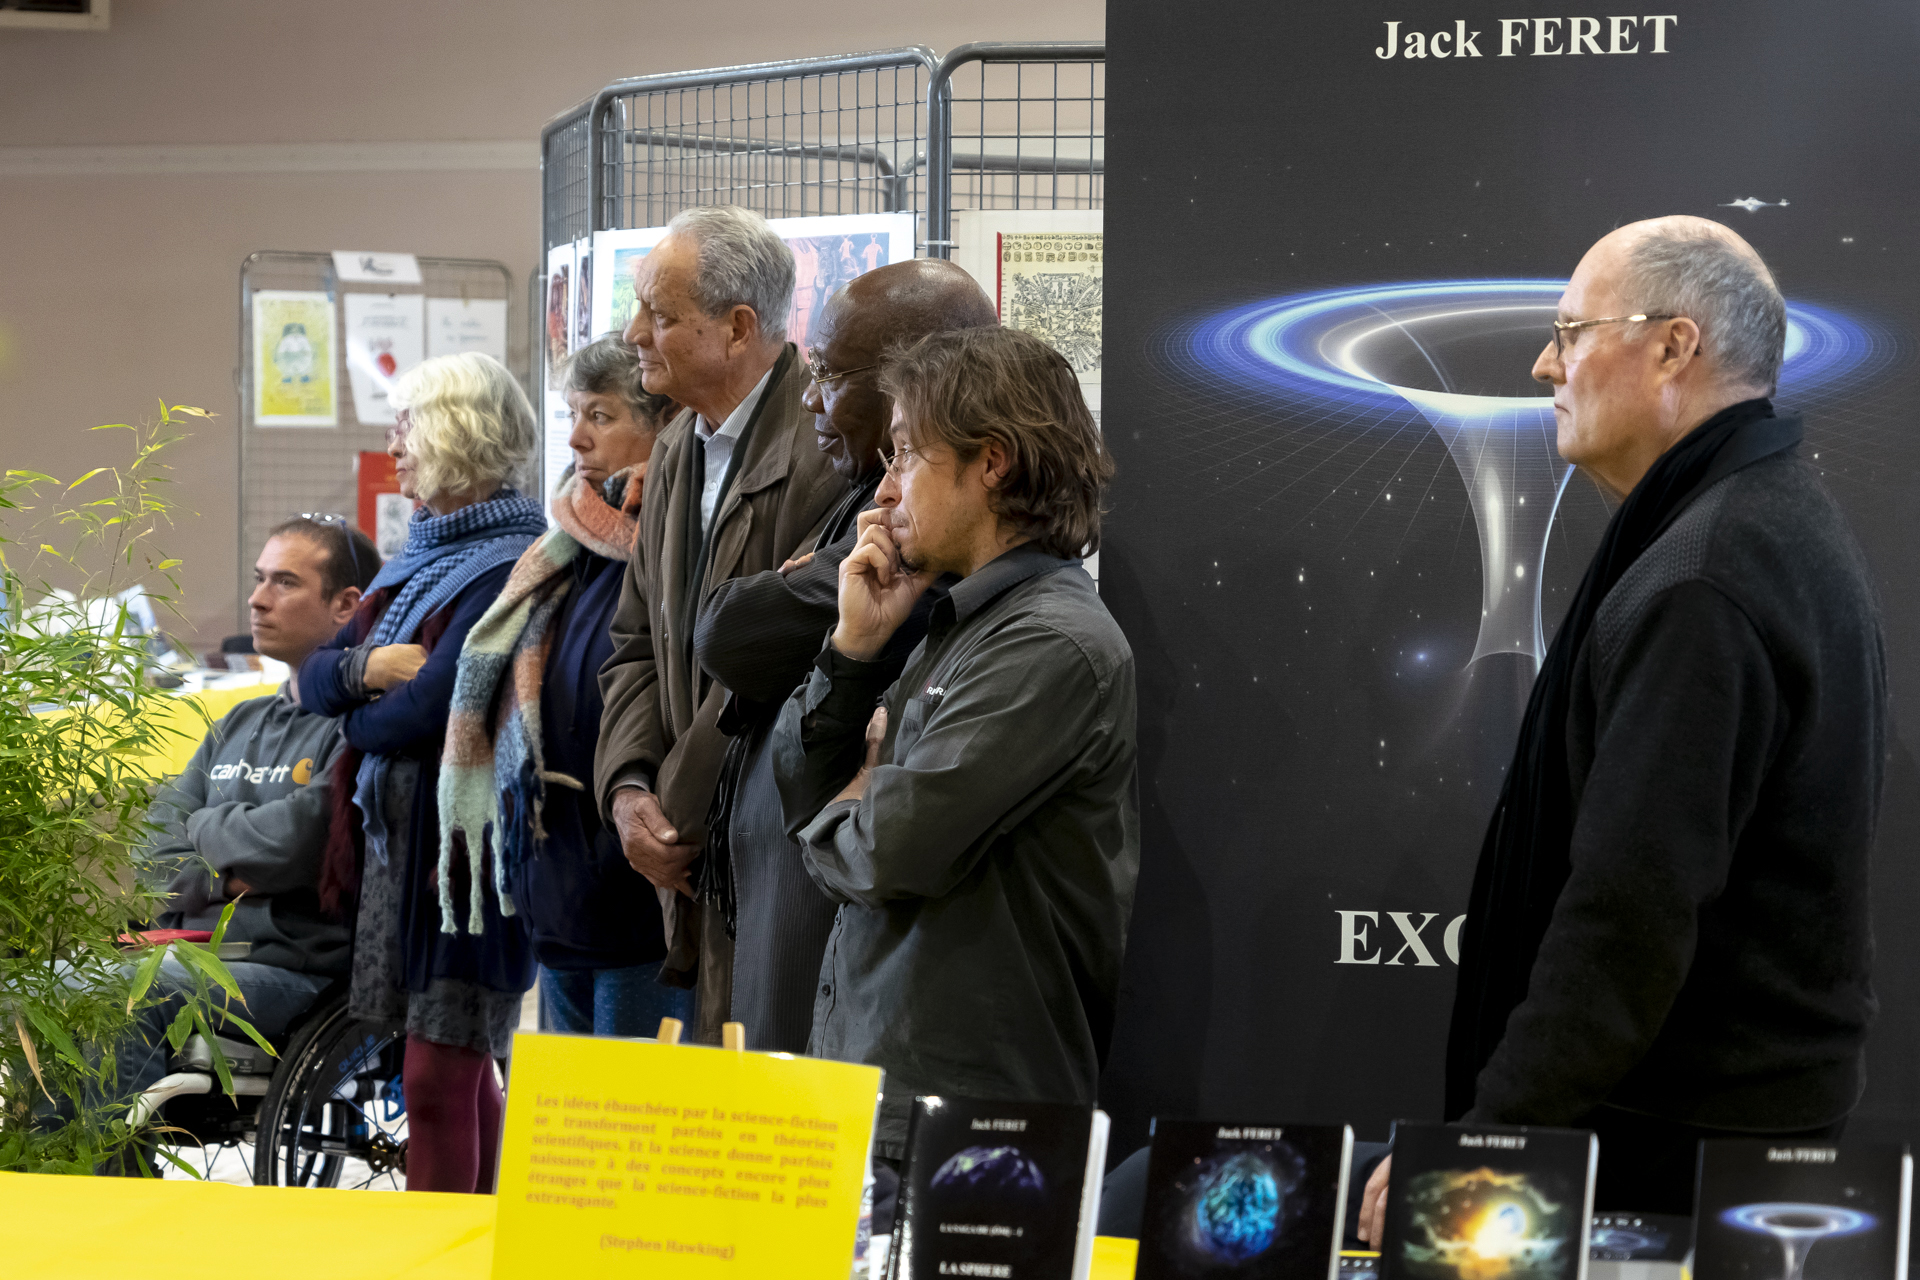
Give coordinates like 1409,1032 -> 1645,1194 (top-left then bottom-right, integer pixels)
806,353 -> 876,387
881,445 -> 925,479
1550,313 -> 1679,356
297,512 -> 365,590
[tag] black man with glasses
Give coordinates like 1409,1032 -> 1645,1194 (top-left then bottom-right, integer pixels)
1356,216 -> 1886,1233
692,259 -> 996,1058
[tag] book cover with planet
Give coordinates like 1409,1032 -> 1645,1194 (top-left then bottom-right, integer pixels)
1381,1122 -> 1596,1280
1136,1119 -> 1354,1279
1692,1139 -> 1911,1280
888,1096 -> 1110,1280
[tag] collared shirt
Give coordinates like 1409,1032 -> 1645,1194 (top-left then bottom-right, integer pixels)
695,366 -> 774,534
770,544 -> 1140,1158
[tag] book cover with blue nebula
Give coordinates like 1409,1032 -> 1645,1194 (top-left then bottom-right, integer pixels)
1692,1140 -> 1912,1279
1381,1122 -> 1596,1280
1136,1120 -> 1354,1279
888,1096 -> 1109,1280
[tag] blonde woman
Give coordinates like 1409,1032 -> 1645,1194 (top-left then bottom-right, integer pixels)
300,352 -> 545,1194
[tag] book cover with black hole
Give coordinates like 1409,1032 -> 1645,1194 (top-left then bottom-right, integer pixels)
1692,1139 -> 1911,1279
1587,1212 -> 1690,1263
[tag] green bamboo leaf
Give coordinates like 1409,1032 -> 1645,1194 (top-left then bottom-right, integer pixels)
207,899 -> 237,951
170,939 -> 243,1003
23,1004 -> 84,1067
165,1000 -> 196,1052
152,1146 -> 202,1178
64,469 -> 108,490
217,1008 -> 278,1059
192,1008 -> 235,1099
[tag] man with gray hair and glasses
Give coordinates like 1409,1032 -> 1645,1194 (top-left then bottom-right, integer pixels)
1355,216 -> 1887,1231
596,205 -> 842,1041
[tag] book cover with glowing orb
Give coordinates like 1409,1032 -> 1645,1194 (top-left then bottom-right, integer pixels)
1381,1122 -> 1596,1280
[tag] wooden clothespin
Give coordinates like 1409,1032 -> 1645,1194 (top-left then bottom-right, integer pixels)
657,1017 -> 684,1046
722,1022 -> 747,1052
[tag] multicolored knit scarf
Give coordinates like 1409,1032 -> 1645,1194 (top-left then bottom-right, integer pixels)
434,466 -> 644,934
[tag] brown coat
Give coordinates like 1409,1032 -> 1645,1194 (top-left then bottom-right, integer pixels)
594,346 -> 843,1030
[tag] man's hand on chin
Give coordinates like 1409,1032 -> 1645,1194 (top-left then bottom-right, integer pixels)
831,511 -> 935,662
611,788 -> 701,896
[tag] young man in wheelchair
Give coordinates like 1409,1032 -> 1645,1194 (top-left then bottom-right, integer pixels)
126,518 -> 380,1139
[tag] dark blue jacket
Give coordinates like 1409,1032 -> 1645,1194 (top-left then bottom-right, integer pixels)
524,552 -> 670,970
300,561 -> 535,995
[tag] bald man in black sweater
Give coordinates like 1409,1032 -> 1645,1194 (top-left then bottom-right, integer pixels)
1359,216 -> 1886,1233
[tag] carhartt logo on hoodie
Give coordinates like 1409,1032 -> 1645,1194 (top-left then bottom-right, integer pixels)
209,756 -> 315,785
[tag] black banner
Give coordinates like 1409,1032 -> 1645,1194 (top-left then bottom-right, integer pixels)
1100,0 -> 1920,1150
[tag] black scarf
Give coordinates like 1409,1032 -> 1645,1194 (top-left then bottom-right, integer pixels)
1443,397 -> 1803,1120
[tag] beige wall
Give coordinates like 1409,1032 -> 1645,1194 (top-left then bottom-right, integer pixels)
0,0 -> 1100,650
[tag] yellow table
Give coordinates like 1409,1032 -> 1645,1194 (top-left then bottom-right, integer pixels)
0,1173 -> 1142,1279
141,681 -> 282,777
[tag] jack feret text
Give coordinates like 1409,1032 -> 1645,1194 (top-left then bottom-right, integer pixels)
1376,15 -> 1678,59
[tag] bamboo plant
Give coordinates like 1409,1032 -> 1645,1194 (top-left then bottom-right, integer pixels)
0,404 -> 269,1175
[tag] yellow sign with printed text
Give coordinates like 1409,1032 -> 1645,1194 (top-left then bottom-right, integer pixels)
489,1032 -> 882,1278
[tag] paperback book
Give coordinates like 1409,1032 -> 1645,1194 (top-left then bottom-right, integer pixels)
1588,1214 -> 1689,1264
1381,1122 -> 1597,1280
889,1096 -> 1109,1280
1692,1139 -> 1912,1280
1136,1119 -> 1354,1279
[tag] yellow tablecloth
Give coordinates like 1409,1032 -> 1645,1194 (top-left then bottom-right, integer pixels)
0,1173 -> 1142,1279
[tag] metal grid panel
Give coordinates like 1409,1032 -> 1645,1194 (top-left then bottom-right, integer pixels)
928,43 -> 1105,255
236,253 -> 518,629
541,101 -> 593,252
592,48 -> 936,235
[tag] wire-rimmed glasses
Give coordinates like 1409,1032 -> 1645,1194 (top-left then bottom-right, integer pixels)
1550,313 -> 1679,356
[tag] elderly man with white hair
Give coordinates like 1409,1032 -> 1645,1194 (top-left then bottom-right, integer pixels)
595,205 -> 842,1041
1357,216 -> 1888,1228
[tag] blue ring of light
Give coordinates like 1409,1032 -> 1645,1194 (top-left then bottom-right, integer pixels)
1721,1203 -> 1876,1238
1184,279 -> 1879,411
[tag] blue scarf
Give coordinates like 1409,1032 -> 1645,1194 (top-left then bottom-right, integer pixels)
353,488 -> 548,869
367,488 -> 549,645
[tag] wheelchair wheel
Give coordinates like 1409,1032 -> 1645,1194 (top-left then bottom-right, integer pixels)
252,996 -> 409,1189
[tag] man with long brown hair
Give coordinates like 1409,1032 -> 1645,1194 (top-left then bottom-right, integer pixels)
772,325 -> 1140,1165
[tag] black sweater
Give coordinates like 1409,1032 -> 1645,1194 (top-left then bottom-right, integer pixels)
1466,450 -> 1886,1131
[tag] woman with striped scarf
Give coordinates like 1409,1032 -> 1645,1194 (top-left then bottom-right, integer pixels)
300,353 -> 545,1194
438,337 -> 689,1041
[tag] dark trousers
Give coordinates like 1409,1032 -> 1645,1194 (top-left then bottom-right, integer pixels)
1581,1103 -> 1848,1213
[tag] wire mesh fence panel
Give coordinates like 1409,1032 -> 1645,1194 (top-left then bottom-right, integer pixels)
542,102 -> 593,253
928,44 -> 1105,256
237,253 -> 517,628
594,49 -> 936,237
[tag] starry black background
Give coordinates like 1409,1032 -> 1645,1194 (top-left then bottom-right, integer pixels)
1097,0 -> 1920,1155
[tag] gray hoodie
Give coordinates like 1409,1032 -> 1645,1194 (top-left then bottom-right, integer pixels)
138,684 -> 351,975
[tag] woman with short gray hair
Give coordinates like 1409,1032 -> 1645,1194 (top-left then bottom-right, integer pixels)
439,337 -> 688,1040
300,350 -> 545,1194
